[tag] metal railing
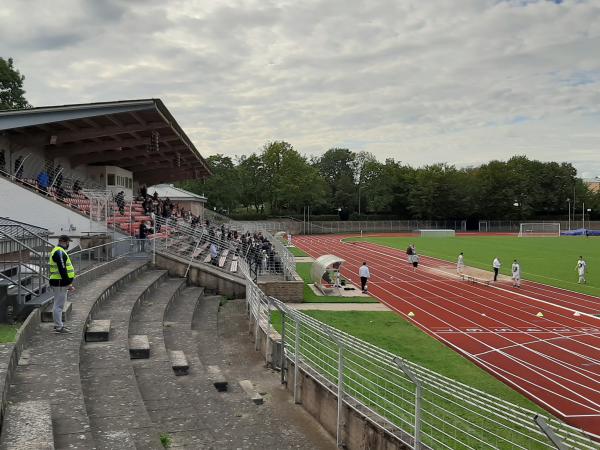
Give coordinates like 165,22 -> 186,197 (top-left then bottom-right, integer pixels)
242,262 -> 600,449
0,151 -> 105,195
69,237 -> 148,275
149,216 -> 292,279
260,229 -> 296,280
0,219 -> 52,317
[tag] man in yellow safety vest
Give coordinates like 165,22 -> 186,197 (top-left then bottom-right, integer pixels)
49,235 -> 76,333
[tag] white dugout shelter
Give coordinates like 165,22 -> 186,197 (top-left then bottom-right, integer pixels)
311,255 -> 345,293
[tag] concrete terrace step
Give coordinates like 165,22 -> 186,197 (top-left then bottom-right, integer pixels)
79,269 -> 168,450
0,400 -> 54,450
85,319 -> 111,342
207,365 -> 228,392
41,301 -> 72,323
2,260 -> 149,450
129,282 -> 214,449
129,335 -> 150,359
169,350 -> 189,376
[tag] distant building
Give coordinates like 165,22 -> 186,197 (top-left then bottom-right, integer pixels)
148,183 -> 207,218
584,177 -> 600,193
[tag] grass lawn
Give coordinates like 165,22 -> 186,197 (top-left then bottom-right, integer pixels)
345,235 -> 600,297
288,246 -> 309,257
271,310 -> 544,412
296,262 -> 378,303
0,323 -> 20,343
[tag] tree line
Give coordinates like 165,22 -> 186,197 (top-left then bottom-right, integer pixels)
178,141 -> 600,221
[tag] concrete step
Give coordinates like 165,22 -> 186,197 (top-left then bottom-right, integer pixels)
0,400 -> 54,450
207,365 -> 228,392
239,379 -> 264,405
41,301 -> 72,322
85,319 -> 111,342
129,334 -> 150,359
169,350 -> 189,376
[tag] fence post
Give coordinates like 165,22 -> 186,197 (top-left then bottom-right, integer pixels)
266,296 -> 272,364
393,357 -> 422,450
294,317 -> 301,404
324,327 -> 345,448
534,415 -> 567,450
152,234 -> 156,266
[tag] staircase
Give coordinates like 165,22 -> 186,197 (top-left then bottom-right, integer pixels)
0,218 -> 53,321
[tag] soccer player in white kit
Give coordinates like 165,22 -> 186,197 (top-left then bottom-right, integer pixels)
511,259 -> 521,287
457,252 -> 464,275
576,256 -> 587,284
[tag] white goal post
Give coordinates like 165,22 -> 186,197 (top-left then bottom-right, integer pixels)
518,223 -> 561,237
420,229 -> 456,237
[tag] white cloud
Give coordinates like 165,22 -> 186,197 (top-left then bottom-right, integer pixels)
1,0 -> 599,176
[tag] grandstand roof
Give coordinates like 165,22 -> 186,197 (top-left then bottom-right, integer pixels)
0,99 -> 211,185
148,184 -> 207,202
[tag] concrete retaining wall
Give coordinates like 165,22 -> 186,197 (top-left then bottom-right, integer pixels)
248,313 -> 410,450
257,274 -> 304,303
155,252 -> 246,298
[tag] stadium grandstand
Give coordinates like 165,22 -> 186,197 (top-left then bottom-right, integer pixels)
1,102 -> 598,449
0,99 -> 211,236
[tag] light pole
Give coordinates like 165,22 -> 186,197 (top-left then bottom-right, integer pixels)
587,208 -> 592,230
567,198 -> 571,230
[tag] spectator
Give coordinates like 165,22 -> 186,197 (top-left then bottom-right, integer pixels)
54,164 -> 63,190
138,221 -> 149,252
0,149 -> 5,175
72,179 -> 82,194
115,191 -> 125,215
14,155 -> 24,180
210,242 -> 218,265
140,184 -> 147,200
152,191 -> 159,201
359,262 -> 370,294
492,257 -> 501,282
37,169 -> 50,193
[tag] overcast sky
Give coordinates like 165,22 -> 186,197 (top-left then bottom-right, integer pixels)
1,0 -> 599,177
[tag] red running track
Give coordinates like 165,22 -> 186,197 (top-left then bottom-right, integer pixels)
294,234 -> 600,435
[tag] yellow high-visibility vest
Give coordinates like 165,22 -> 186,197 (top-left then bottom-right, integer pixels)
49,246 -> 76,280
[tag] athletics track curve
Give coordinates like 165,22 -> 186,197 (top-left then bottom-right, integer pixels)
293,234 -> 600,436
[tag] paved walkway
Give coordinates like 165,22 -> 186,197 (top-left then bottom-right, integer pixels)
290,302 -> 390,311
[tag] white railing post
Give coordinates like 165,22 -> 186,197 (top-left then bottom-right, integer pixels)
393,357 -> 422,450
293,317 -> 301,404
534,415 -> 567,450
324,327 -> 345,448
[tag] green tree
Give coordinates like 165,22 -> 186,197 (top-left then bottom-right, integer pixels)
316,148 -> 355,199
0,57 -> 30,110
237,153 -> 267,213
178,154 -> 239,213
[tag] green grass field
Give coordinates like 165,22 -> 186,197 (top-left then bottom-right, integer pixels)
0,324 -> 19,343
345,235 -> 600,296
288,246 -> 308,257
271,309 -> 546,411
296,262 -> 378,303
